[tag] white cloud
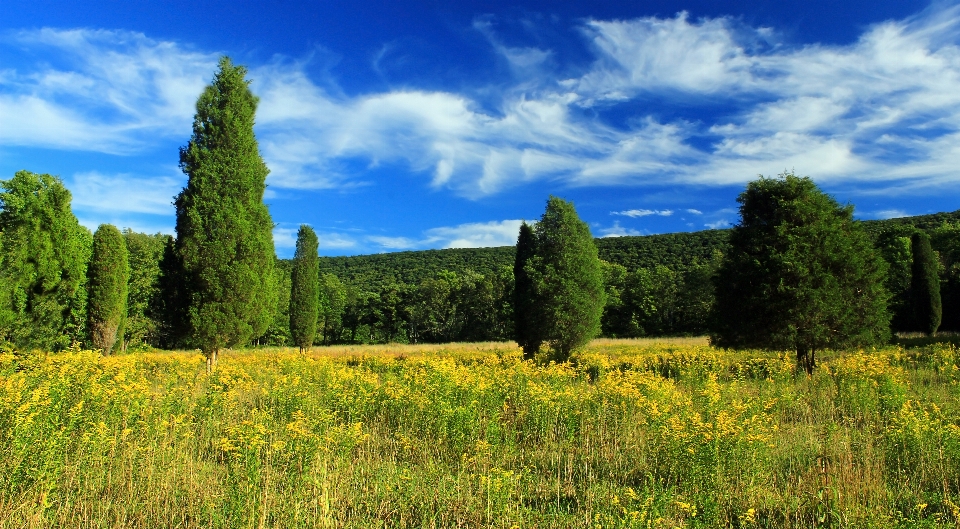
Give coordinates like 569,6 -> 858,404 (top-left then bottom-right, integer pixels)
0,29 -> 218,153
68,170 -> 183,216
5,6 -> 960,199
367,235 -> 420,250
871,209 -> 910,220
318,232 -> 358,249
598,221 -> 643,238
273,226 -> 299,249
705,220 -> 732,229
366,219 -> 525,251
685,209 -> 703,215
612,208 -> 673,217
423,219 -> 525,248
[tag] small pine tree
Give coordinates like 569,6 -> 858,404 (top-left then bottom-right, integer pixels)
87,224 -> 130,354
289,225 -> 320,352
910,231 -> 942,335
176,57 -> 276,371
513,221 -> 541,359
526,197 -> 605,361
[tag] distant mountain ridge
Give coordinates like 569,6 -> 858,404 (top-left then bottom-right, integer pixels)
318,210 -> 960,289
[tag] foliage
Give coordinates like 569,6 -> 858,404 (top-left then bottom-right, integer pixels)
86,225 -> 129,354
289,226 -> 319,351
318,273 -> 347,345
711,173 -> 891,374
513,222 -> 540,358
910,231 -> 942,335
153,237 -> 190,350
931,222 -> 960,331
0,170 -> 91,352
175,57 -> 276,365
2,341 -> 958,527
526,197 -> 605,361
122,230 -> 168,350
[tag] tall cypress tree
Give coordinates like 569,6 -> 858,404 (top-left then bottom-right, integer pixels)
513,221 -> 540,359
527,197 -> 605,361
87,224 -> 129,354
175,57 -> 277,370
289,225 -> 319,352
0,170 -> 91,351
910,231 -> 941,335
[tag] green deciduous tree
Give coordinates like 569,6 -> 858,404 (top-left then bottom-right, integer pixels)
513,221 -> 541,359
123,230 -> 167,349
910,231 -> 941,335
525,197 -> 605,361
0,170 -> 91,351
87,224 -> 130,354
318,273 -> 347,344
289,225 -> 319,352
711,173 -> 890,375
175,57 -> 277,370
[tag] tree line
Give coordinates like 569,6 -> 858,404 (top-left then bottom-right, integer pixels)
1,56 -> 958,369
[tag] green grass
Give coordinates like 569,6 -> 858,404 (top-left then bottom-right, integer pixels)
1,339 -> 958,528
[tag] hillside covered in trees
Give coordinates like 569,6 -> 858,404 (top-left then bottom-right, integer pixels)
321,210 -> 960,289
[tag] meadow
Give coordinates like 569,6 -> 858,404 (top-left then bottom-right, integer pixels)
1,339 -> 958,528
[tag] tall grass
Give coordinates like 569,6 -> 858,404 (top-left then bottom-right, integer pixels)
1,340 -> 958,528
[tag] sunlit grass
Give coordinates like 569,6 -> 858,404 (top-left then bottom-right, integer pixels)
1,339 -> 958,527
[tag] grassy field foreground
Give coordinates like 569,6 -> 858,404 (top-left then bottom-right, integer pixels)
1,339 -> 959,528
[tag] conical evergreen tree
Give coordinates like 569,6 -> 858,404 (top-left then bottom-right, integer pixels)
710,173 -> 890,374
289,225 -> 319,352
87,224 -> 129,354
527,197 -> 605,361
513,222 -> 541,359
910,231 -> 942,335
175,57 -> 277,370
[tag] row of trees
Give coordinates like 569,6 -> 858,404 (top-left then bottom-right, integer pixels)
1,55 -> 957,373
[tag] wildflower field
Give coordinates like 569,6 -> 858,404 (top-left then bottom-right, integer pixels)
1,339 -> 959,528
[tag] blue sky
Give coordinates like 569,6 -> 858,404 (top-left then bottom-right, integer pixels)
1,0 -> 958,257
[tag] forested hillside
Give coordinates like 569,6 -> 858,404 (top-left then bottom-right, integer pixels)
319,210 -> 960,288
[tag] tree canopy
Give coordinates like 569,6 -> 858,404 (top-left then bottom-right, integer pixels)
87,224 -> 129,354
289,225 -> 319,351
525,197 -> 605,361
711,173 -> 890,374
910,231 -> 941,335
175,56 -> 276,368
0,170 -> 91,351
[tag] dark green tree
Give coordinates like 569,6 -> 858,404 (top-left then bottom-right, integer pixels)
513,221 -> 541,359
175,57 -> 277,370
87,224 -> 130,354
910,231 -> 941,335
289,225 -> 319,352
526,197 -> 605,361
711,173 -> 890,375
0,170 -> 91,351
153,237 -> 190,350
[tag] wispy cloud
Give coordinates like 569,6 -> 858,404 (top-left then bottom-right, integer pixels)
4,5 -> 960,198
68,170 -> 183,216
612,208 -> 673,217
0,29 -> 217,153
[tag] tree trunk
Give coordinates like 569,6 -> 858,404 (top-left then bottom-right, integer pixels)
796,346 -> 816,375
